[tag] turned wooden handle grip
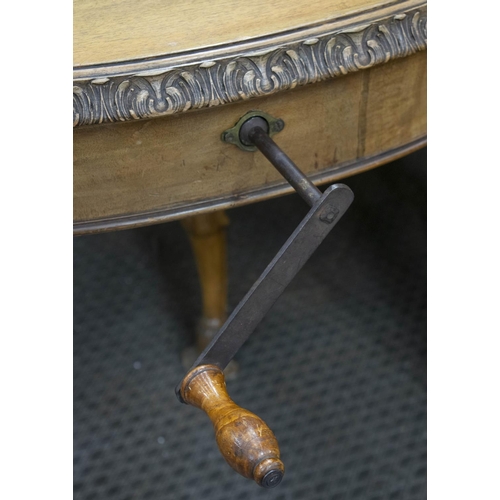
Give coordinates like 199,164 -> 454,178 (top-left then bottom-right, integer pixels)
179,365 -> 284,488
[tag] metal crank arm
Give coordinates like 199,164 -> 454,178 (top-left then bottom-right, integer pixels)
176,112 -> 354,488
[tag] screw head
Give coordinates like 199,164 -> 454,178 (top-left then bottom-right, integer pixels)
320,205 -> 340,224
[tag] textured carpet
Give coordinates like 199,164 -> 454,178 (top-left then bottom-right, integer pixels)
74,148 -> 426,500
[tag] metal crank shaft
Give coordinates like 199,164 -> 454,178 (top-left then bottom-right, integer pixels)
176,112 -> 354,489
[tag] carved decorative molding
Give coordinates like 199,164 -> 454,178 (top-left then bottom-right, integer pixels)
73,5 -> 426,127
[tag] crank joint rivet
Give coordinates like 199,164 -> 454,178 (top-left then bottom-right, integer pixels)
319,205 -> 340,224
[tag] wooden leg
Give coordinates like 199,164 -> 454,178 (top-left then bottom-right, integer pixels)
181,211 -> 229,353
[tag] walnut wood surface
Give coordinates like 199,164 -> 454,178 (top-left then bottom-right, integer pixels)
181,212 -> 229,351
73,51 -> 426,234
74,0 -> 390,67
180,365 -> 284,488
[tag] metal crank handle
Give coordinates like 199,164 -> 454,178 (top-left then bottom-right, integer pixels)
177,111 -> 354,488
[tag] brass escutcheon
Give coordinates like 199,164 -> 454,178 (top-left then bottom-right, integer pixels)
221,110 -> 285,152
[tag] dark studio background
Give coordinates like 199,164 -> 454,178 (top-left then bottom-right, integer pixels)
74,148 -> 426,500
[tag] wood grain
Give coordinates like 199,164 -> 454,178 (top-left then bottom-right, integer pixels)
73,51 -> 426,233
73,2 -> 426,127
180,364 -> 284,488
181,211 -> 229,351
74,0 -> 391,67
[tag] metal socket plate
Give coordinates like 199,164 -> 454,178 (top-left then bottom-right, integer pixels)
221,110 -> 285,152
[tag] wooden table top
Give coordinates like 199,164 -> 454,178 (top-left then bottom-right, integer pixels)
74,0 -> 389,67
73,0 -> 426,127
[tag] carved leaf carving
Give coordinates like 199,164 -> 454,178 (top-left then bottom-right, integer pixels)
73,7 -> 427,127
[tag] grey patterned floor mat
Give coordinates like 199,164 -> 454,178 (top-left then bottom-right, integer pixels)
74,148 -> 426,500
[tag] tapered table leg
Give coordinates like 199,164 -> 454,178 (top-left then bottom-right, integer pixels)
181,211 -> 237,375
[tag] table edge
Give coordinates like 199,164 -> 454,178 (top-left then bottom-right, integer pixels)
73,1 -> 426,127
73,135 -> 426,235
